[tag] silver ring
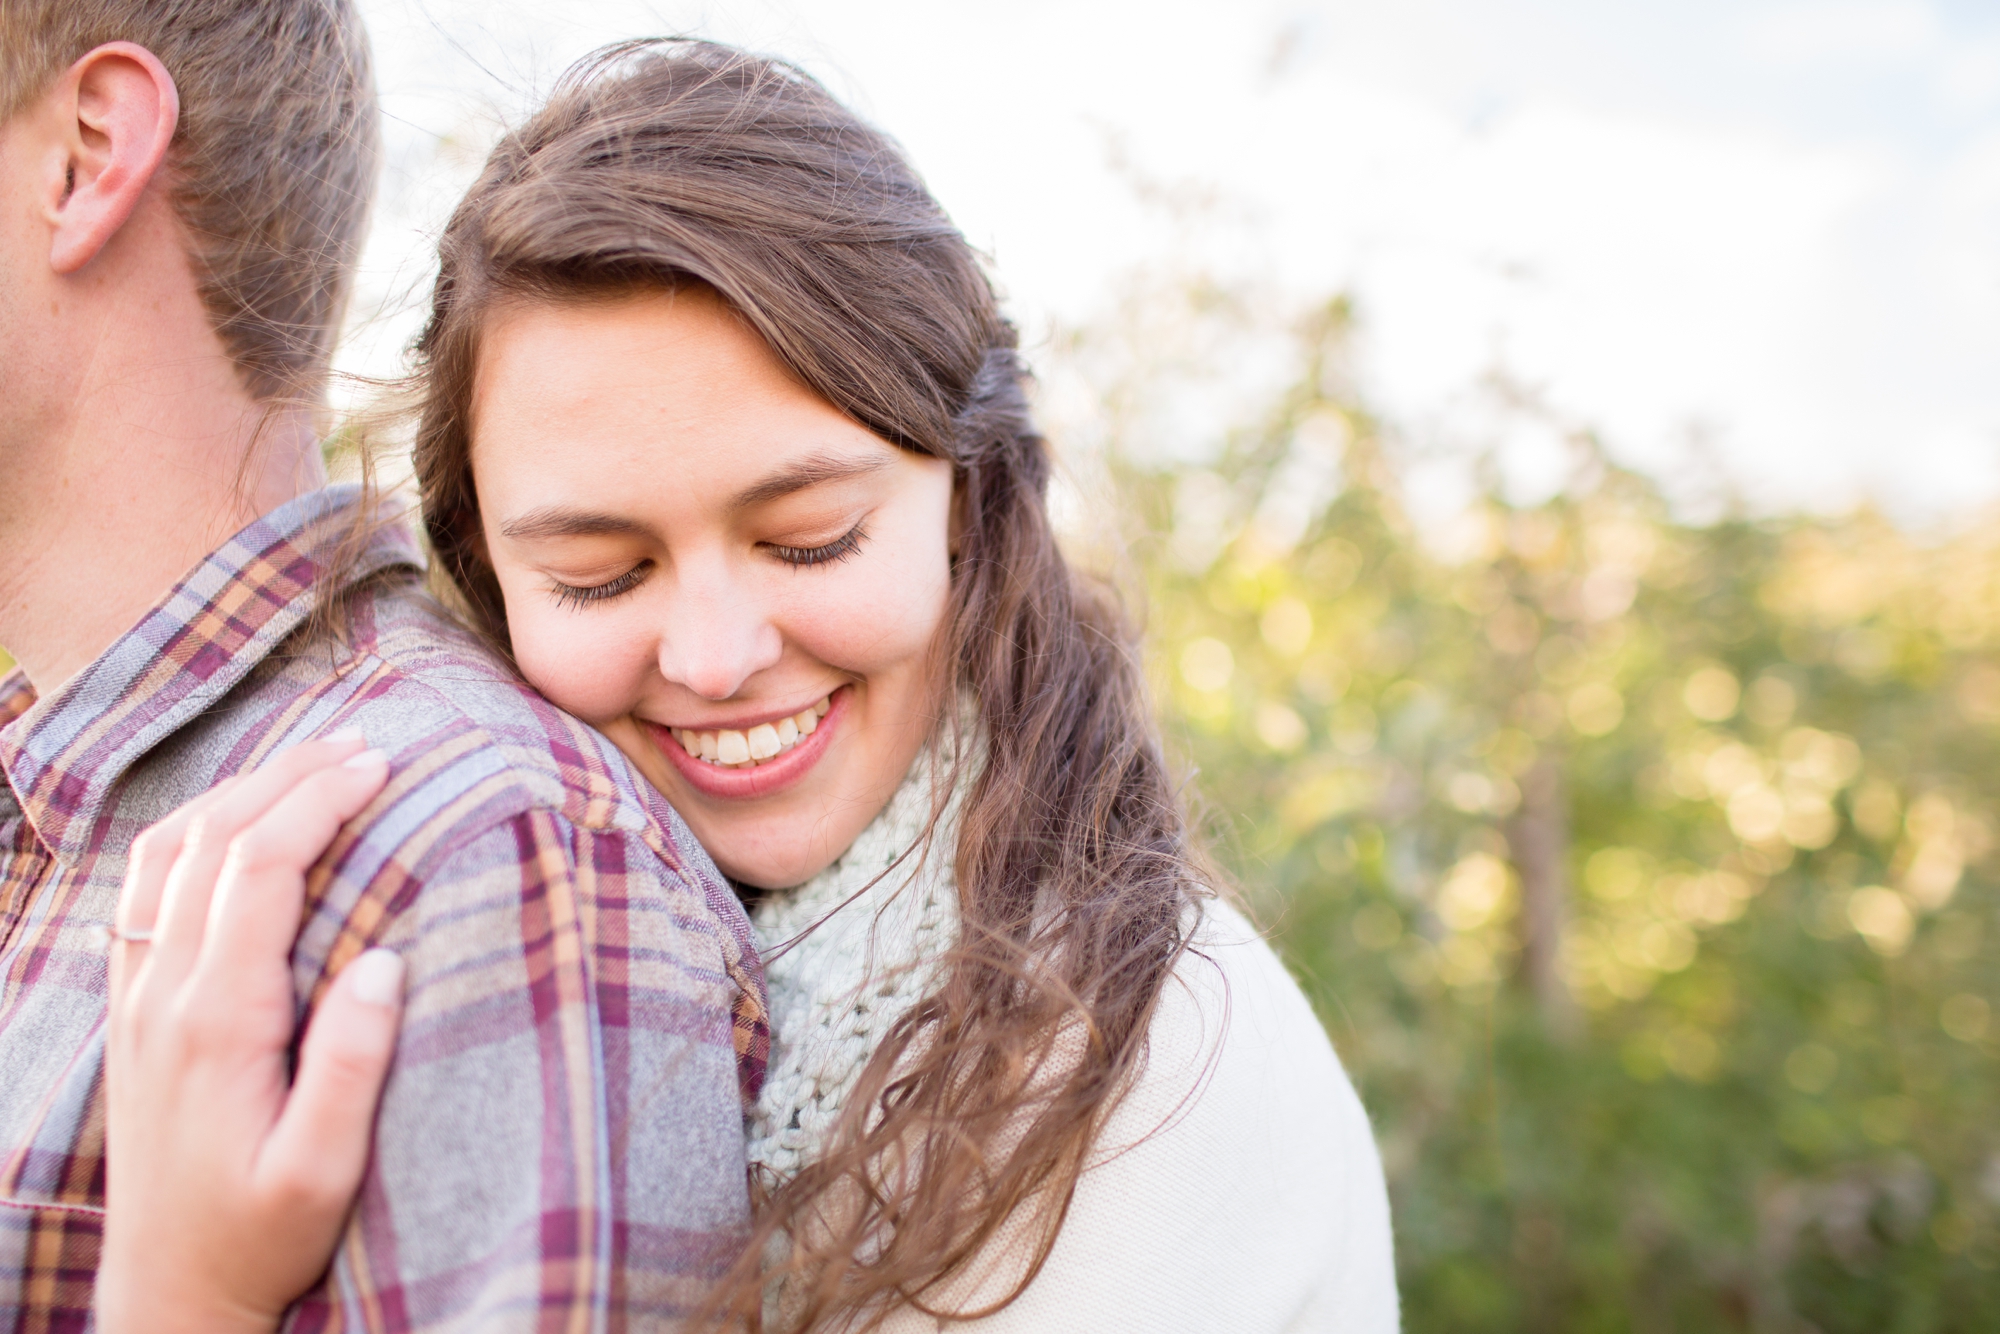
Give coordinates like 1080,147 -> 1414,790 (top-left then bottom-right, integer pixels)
86,924 -> 154,948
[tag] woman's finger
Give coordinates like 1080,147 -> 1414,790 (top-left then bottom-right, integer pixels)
108,817 -> 189,1008
146,736 -> 369,988
258,948 -> 404,1210
200,750 -> 389,976
108,768 -> 261,1022
121,727 -> 364,944
113,770 -> 251,944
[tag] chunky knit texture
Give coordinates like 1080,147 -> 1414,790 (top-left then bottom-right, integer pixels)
747,740 -> 962,1183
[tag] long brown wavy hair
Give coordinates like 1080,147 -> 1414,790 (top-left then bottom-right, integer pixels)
409,40 -> 1204,1329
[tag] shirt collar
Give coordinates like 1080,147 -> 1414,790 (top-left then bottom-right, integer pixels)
0,679 -> 29,827
0,485 -> 421,864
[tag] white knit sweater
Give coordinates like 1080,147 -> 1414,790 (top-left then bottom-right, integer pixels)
748,746 -> 1399,1332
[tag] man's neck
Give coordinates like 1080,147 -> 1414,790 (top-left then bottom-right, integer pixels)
0,372 -> 326,696
0,143 -> 334,699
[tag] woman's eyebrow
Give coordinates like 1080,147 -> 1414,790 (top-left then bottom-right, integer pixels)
732,452 -> 893,511
499,508 -> 650,541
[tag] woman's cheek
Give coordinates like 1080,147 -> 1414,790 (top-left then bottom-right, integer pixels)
786,541 -> 949,677
507,602 -> 652,725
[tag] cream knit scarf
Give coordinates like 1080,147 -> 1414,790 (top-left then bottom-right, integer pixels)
746,736 -> 969,1182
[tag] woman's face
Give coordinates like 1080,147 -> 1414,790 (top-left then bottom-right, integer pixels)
468,287 -> 956,888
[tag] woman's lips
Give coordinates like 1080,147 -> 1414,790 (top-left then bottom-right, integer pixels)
642,687 -> 849,800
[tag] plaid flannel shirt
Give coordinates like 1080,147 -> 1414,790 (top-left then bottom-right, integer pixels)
0,487 -> 769,1332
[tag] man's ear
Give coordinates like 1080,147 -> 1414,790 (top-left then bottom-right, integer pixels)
46,42 -> 179,276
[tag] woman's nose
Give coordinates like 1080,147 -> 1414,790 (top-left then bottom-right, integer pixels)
652,563 -> 784,701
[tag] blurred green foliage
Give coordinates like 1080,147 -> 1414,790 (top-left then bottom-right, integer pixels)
1059,277 -> 2000,1330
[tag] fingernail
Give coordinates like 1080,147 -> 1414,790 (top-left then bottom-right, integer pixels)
349,948 -> 405,1007
342,748 -> 389,771
323,727 -> 366,745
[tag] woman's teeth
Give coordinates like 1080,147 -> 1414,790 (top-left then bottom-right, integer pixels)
673,695 -> 831,768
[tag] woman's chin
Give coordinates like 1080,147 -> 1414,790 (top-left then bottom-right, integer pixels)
709,837 -> 846,894
665,765 -> 881,891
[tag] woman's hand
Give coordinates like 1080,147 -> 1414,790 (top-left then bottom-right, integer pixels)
95,735 -> 404,1334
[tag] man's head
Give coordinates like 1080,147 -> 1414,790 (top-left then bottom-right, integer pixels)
0,0 -> 378,405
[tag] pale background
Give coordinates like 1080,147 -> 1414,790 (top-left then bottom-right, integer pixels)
340,0 -> 2000,523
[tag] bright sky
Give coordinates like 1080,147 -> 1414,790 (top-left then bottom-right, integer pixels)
345,0 -> 2000,522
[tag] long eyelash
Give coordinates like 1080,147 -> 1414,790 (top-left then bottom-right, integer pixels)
767,522 -> 868,569
549,562 -> 651,609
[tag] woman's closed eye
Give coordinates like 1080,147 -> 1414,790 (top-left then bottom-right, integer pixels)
545,521 -> 869,608
764,521 -> 868,568
549,561 -> 652,609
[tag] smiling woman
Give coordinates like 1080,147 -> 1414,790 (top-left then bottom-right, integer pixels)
101,36 -> 1398,1333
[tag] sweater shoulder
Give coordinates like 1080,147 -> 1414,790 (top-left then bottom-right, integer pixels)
943,897 -> 1401,1333
1108,896 -> 1361,1166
